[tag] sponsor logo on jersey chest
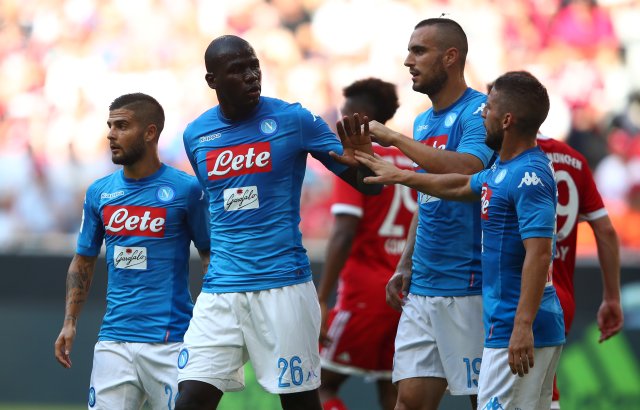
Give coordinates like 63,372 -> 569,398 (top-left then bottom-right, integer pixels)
206,142 -> 272,180
224,186 -> 260,211
103,205 -> 166,237
114,245 -> 147,269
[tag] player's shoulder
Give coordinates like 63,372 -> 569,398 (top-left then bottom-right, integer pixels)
458,88 -> 487,117
184,106 -> 219,137
537,136 -> 587,162
160,165 -> 201,189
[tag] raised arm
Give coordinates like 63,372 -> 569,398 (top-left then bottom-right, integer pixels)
54,253 -> 98,368
368,120 -> 486,174
354,151 -> 478,202
588,215 -> 623,342
509,237 -> 553,377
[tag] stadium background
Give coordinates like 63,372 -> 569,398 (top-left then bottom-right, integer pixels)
1,0 -> 639,408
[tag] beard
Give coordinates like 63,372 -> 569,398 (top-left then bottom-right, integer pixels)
414,64 -> 448,97
485,128 -> 503,151
112,138 -> 146,166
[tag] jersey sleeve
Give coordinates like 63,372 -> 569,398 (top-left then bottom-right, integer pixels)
75,183 -> 105,256
183,128 -> 206,188
578,157 -> 607,221
510,164 -> 557,240
297,106 -> 349,176
330,175 -> 364,218
470,168 -> 491,195
458,99 -> 495,166
186,177 -> 211,251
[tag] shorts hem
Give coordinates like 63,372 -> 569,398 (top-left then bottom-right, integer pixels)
321,358 -> 391,380
263,381 -> 321,395
392,372 -> 445,384
177,375 -> 244,393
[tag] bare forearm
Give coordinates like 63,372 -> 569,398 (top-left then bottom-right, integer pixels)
393,136 -> 483,174
317,216 -> 358,303
396,212 -> 418,273
198,249 -> 211,276
399,171 -> 477,202
591,217 -> 621,301
515,239 -> 553,325
64,254 -> 96,323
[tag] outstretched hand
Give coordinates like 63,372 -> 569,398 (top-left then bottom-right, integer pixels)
330,113 -> 373,167
354,150 -> 406,185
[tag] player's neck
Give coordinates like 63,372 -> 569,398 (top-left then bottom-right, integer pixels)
429,78 -> 467,112
499,133 -> 537,162
123,156 -> 162,180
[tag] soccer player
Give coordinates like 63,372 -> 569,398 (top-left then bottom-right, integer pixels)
355,18 -> 495,410
317,78 -> 417,410
537,134 -> 623,409
175,35 -> 379,410
354,71 -> 566,410
53,93 -> 210,410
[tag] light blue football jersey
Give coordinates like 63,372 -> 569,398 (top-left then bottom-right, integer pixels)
183,96 -> 348,293
411,88 -> 494,296
470,147 -> 565,348
77,164 -> 210,343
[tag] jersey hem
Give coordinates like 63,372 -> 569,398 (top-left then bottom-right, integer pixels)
202,276 -> 313,293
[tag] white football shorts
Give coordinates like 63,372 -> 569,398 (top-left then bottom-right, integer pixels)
88,341 -> 180,409
177,281 -> 321,394
392,294 -> 484,395
477,345 -> 562,410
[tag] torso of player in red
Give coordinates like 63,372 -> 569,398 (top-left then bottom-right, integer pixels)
331,144 -> 417,312
537,136 -> 607,333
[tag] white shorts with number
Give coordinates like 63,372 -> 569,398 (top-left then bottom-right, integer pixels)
392,294 -> 484,395
89,341 -> 180,410
177,281 -> 321,394
477,345 -> 562,410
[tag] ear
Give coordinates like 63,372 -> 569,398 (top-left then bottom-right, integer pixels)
503,113 -> 513,130
144,124 -> 158,142
205,72 -> 216,90
443,47 -> 459,68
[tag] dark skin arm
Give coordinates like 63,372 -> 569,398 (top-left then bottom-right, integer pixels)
330,114 -> 382,195
385,211 -> 418,311
197,249 -> 210,276
54,254 -> 97,368
317,214 -> 359,346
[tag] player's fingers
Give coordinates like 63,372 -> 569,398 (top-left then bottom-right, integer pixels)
336,121 -> 347,142
508,351 -> 516,375
362,117 -> 370,136
352,113 -> 361,136
363,176 -> 385,185
521,354 -> 530,375
342,115 -> 354,136
527,348 -> 534,369
329,151 -> 352,166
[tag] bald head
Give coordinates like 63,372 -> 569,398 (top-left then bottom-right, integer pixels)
205,35 -> 256,73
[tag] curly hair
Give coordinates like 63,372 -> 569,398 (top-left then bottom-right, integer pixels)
342,78 -> 399,124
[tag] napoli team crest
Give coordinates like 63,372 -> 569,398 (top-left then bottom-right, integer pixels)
88,387 -> 96,407
494,169 -> 507,184
444,112 -> 458,128
178,348 -> 189,369
156,186 -> 175,202
259,118 -> 278,135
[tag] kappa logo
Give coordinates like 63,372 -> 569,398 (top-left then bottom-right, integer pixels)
517,171 -> 544,188
482,396 -> 504,410
473,102 -> 486,115
199,133 -> 222,143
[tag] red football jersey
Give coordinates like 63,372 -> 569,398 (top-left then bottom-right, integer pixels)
331,145 -> 417,312
538,136 -> 607,333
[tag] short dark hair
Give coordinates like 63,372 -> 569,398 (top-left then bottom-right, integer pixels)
204,35 -> 254,73
343,78 -> 399,124
414,18 -> 468,67
491,71 -> 550,135
109,93 -> 165,136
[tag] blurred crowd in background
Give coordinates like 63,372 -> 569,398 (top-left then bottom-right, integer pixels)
1,0 -> 640,257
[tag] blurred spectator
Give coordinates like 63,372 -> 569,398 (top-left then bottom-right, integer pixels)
0,0 -> 639,254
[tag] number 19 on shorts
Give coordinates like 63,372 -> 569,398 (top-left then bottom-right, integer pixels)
463,357 -> 482,388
